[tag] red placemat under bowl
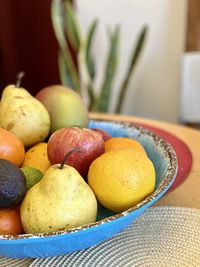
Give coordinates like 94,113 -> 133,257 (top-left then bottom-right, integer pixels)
133,122 -> 193,193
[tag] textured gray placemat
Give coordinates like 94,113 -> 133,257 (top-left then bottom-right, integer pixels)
30,206 -> 200,267
1,206 -> 200,266
0,257 -> 33,267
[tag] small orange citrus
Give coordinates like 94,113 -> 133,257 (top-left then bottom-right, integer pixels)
88,149 -> 155,212
0,207 -> 24,235
104,137 -> 146,155
0,127 -> 25,166
22,142 -> 51,173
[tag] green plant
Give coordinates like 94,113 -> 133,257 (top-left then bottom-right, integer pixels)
51,0 -> 147,113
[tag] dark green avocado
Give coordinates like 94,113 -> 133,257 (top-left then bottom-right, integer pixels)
0,158 -> 26,208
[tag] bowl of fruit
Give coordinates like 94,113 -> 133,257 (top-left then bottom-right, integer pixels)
0,82 -> 178,259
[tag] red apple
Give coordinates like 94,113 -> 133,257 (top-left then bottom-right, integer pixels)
91,128 -> 112,141
47,127 -> 105,178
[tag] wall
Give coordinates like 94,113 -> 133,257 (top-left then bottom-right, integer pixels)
76,0 -> 188,122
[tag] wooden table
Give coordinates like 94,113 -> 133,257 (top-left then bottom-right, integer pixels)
90,113 -> 200,209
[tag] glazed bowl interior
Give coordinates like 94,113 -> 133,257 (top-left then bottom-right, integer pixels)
0,119 -> 178,259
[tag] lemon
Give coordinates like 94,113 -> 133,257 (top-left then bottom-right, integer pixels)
88,149 -> 155,212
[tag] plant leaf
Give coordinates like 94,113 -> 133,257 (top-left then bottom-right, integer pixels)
97,26 -> 120,112
51,0 -> 80,92
63,0 -> 81,52
77,20 -> 98,110
85,19 -> 98,81
78,39 -> 96,110
115,26 -> 148,113
51,0 -> 69,54
58,50 -> 75,88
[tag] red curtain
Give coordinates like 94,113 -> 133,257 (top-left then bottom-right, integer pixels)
0,0 -> 60,95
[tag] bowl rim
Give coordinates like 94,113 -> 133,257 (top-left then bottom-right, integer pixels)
0,119 -> 178,241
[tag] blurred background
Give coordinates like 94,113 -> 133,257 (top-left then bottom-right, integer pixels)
0,0 -> 199,125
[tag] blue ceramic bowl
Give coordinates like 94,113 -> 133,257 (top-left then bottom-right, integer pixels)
0,119 -> 178,259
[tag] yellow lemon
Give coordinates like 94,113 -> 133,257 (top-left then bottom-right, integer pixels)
88,149 -> 155,212
104,137 -> 146,155
22,143 -> 51,173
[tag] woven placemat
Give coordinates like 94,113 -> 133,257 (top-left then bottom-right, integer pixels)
26,206 -> 200,267
0,258 -> 33,267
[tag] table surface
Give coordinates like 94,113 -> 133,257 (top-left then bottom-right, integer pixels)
90,113 -> 200,209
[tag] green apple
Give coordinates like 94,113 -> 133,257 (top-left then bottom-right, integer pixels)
36,85 -> 89,133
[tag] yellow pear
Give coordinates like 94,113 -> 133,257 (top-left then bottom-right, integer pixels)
0,84 -> 50,147
20,163 -> 97,234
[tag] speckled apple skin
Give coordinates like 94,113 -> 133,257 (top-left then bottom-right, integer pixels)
47,127 -> 105,178
91,128 -> 112,141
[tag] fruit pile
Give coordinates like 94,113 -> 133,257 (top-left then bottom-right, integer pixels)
0,80 -> 156,236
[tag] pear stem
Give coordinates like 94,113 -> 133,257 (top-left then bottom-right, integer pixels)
16,71 -> 25,87
59,148 -> 82,169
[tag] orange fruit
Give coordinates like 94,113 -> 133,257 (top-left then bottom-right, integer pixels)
0,207 -> 24,235
0,128 -> 25,166
104,137 -> 146,155
88,149 -> 155,212
22,142 -> 51,173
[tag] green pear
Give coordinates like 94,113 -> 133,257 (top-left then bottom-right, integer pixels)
0,85 -> 50,147
20,164 -> 97,234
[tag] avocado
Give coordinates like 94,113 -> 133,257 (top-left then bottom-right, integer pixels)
0,159 -> 26,208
